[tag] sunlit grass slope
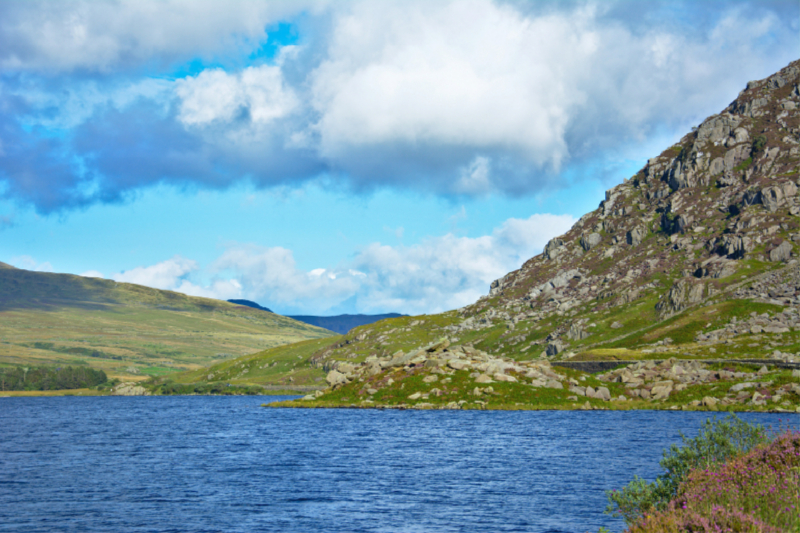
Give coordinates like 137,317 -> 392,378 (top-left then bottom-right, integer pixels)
0,263 -> 334,379
169,337 -> 341,388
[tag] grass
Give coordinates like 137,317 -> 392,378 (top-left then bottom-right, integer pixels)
270,359 -> 800,413
165,336 -> 339,388
0,388 -> 108,397
0,267 -> 334,380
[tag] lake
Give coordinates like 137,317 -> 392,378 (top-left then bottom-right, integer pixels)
0,396 -> 792,532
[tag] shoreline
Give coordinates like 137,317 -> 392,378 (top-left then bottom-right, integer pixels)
267,399 -> 800,413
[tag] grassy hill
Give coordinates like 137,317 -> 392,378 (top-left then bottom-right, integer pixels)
176,61 -> 800,411
0,264 -> 334,380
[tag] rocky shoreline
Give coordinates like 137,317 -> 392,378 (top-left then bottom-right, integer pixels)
271,338 -> 800,413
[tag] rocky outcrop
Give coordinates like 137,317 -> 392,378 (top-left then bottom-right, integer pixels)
598,358 -> 749,403
656,280 -> 705,316
111,383 -> 150,396
769,241 -> 793,262
626,226 -> 647,246
717,234 -> 754,259
543,238 -> 566,260
580,233 -> 602,251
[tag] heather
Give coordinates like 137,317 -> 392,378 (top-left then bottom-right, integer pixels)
606,415 -> 771,525
625,429 -> 800,533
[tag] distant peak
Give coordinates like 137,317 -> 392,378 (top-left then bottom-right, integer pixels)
227,299 -> 273,313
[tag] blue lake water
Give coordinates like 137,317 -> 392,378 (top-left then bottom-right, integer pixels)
0,396 -> 793,533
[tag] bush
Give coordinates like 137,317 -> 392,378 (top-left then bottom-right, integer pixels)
606,414 -> 770,526
626,430 -> 800,533
752,134 -> 767,154
0,365 -> 108,391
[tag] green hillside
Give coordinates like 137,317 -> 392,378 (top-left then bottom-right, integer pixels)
0,264 -> 334,380
182,60 -> 800,411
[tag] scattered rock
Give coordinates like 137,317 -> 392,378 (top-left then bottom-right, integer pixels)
326,370 -> 348,387
581,233 -> 602,251
769,240 -> 793,262
111,383 -> 150,396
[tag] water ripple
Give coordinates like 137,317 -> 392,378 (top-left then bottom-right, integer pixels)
0,396 -> 790,532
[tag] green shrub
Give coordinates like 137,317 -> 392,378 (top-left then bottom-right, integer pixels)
606,414 -> 770,526
752,134 -> 767,154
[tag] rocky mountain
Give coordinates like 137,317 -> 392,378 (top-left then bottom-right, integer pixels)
188,60 -> 800,411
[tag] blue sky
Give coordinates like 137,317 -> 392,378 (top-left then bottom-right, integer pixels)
0,0 -> 798,315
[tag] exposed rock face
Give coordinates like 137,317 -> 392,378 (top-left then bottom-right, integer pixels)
545,341 -> 564,356
660,213 -> 692,235
626,226 -> 647,246
544,238 -> 565,260
566,321 -> 590,341
580,233 -> 602,251
769,241 -> 793,262
656,280 -> 705,316
717,234 -> 753,259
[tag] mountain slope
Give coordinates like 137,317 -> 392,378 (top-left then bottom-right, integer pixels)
191,60 -> 800,410
0,266 -> 334,379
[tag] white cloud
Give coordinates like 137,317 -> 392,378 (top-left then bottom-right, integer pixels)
80,270 -> 104,278
0,0 -> 323,72
174,278 -> 242,301
111,255 -> 198,290
117,212 -> 576,314
455,156 -> 493,195
299,0 -> 797,194
210,245 -> 359,311
3,0 -> 797,211
176,65 -> 299,127
310,1 -> 579,167
10,255 -> 53,272
346,212 -> 577,313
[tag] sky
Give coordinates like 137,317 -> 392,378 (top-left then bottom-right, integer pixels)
0,0 -> 798,316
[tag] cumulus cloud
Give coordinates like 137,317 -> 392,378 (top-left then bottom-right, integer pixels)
0,0 -> 797,212
80,270 -> 104,278
0,0 -> 322,72
176,65 -> 299,127
111,255 -> 199,290
118,213 -> 576,314
210,244 -> 360,311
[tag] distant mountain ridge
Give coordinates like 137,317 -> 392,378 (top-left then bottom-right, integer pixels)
227,299 -> 273,313
226,299 -> 406,334
287,314 -> 407,334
